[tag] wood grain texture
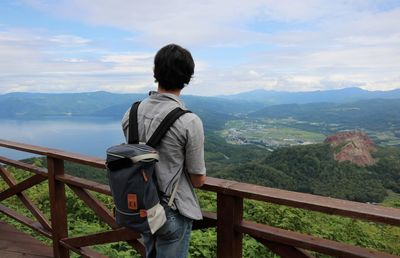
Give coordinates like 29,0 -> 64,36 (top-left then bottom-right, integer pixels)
0,221 -> 52,257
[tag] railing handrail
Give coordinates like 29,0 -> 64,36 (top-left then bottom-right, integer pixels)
0,139 -> 105,168
1,138 -> 399,258
2,138 -> 399,226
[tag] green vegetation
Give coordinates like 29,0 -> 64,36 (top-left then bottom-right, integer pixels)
1,91 -> 400,256
250,99 -> 400,146
372,131 -> 400,146
382,191 -> 400,208
369,146 -> 400,193
6,133 -> 397,254
35,158 -> 108,184
1,163 -> 399,257
207,134 -> 400,203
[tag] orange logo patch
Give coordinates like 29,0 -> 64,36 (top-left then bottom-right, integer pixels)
127,194 -> 138,210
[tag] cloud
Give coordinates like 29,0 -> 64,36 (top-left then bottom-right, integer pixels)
60,58 -> 87,63
0,28 -> 156,94
2,0 -> 399,95
100,53 -> 153,73
23,0 -> 340,46
49,35 -> 91,47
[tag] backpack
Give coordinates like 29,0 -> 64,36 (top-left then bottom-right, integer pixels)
106,101 -> 191,234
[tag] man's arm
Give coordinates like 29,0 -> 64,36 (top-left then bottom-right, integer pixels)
185,115 -> 206,188
190,174 -> 206,188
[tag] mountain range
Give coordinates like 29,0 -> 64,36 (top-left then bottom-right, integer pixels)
219,87 -> 400,104
1,87 -> 400,132
2,87 -> 400,116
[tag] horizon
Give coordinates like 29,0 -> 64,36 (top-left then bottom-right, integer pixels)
1,86 -> 400,98
1,1 -> 400,96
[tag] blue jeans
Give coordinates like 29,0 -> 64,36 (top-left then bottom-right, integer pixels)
142,208 -> 193,258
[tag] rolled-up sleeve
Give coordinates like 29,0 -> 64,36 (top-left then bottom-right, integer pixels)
185,115 -> 206,175
121,108 -> 130,141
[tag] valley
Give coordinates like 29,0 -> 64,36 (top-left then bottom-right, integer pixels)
1,88 -> 400,257
220,119 -> 325,149
219,117 -> 400,149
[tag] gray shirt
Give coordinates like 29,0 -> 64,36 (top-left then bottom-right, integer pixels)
121,91 -> 206,220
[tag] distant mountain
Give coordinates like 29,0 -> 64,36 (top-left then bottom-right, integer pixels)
0,91 -> 253,131
0,91 -> 263,117
2,89 -> 400,131
90,94 -> 259,131
219,87 -> 400,105
250,98 -> 400,132
2,88 -> 399,119
0,91 -> 144,118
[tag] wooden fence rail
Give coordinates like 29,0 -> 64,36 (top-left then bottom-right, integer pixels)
0,139 -> 399,258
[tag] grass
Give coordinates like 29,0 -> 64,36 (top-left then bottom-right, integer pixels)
222,119 -> 326,146
382,190 -> 400,208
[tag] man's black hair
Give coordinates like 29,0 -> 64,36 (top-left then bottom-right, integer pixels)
154,44 -> 195,90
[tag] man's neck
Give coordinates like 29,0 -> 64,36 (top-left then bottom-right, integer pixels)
157,86 -> 181,96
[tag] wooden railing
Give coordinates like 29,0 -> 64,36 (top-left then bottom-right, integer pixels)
0,138 -> 399,258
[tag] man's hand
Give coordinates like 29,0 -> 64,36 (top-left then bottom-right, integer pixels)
190,174 -> 206,188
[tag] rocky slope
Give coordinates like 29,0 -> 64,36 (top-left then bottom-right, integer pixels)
324,131 -> 376,166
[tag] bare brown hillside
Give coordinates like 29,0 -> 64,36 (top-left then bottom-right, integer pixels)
324,131 -> 376,166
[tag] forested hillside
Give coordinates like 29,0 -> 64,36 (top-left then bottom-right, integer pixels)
1,156 -> 399,257
45,132 -> 400,204
1,129 -> 399,257
207,133 -> 400,203
1,89 -> 400,257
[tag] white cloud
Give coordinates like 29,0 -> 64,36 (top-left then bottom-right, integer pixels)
49,35 -> 91,47
24,0 -> 337,46
60,58 -> 87,63
0,28 -> 156,94
1,1 -> 399,95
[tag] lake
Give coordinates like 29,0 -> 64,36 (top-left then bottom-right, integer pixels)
0,118 -> 125,160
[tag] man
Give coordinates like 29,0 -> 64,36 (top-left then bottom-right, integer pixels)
121,44 -> 206,258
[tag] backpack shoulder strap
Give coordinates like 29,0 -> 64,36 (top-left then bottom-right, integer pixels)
147,107 -> 192,148
128,101 -> 141,144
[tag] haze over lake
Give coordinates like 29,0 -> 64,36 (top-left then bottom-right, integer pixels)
0,118 -> 125,160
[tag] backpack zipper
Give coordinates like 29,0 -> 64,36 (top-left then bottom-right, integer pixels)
107,152 -> 125,159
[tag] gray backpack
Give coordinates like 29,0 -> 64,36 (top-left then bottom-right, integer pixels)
106,101 -> 190,234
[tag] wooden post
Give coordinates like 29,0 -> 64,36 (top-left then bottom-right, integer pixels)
217,193 -> 243,258
48,157 -> 69,258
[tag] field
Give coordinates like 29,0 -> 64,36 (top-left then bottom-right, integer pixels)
220,118 -> 400,149
368,130 -> 400,146
220,119 -> 326,149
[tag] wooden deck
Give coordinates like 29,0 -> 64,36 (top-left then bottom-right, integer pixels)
0,221 -> 53,258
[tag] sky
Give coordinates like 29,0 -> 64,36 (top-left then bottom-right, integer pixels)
0,0 -> 399,96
